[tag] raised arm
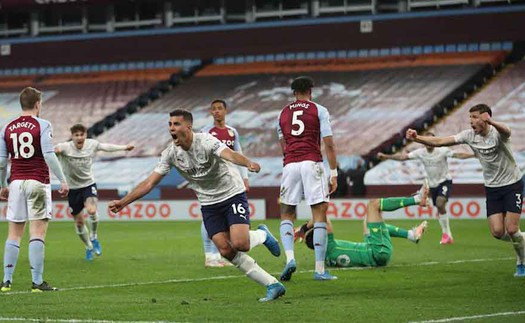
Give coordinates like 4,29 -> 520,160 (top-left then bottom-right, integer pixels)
377,151 -> 409,161
406,129 -> 457,147
220,147 -> 260,173
482,112 -> 511,139
108,171 -> 163,213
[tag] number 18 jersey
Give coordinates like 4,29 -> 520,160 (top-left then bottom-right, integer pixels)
0,116 -> 54,184
277,100 -> 333,166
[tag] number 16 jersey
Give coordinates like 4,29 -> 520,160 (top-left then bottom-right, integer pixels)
277,100 -> 333,166
0,115 -> 54,184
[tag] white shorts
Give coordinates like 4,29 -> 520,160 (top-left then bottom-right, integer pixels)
279,161 -> 329,206
7,180 -> 52,222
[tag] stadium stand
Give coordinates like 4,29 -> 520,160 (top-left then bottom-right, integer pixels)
0,68 -> 180,143
93,52 -> 505,187
366,58 -> 525,185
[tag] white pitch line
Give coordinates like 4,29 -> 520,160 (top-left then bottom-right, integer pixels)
0,318 -> 182,323
408,310 -> 525,323
0,256 -> 514,296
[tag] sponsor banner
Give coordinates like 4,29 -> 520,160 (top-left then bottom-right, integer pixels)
297,198 -> 513,220
0,200 -> 266,221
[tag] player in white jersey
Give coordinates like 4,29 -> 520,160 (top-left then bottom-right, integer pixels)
378,132 -> 474,244
109,110 -> 286,302
55,124 -> 134,261
406,104 -> 525,277
200,99 -> 248,267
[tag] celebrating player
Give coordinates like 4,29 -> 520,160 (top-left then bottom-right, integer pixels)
378,133 -> 473,244
109,109 -> 285,302
200,99 -> 248,267
55,124 -> 134,261
406,104 -> 525,276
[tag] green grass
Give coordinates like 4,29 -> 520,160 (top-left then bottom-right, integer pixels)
0,220 -> 523,323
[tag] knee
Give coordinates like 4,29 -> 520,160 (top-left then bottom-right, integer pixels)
491,228 -> 506,239
368,199 -> 380,211
506,224 -> 519,236
85,205 -> 97,216
231,239 -> 250,252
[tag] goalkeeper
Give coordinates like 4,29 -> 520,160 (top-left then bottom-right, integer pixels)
298,184 -> 429,268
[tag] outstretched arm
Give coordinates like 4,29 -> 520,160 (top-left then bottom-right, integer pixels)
109,172 -> 163,213
406,129 -> 457,147
98,143 -> 135,152
377,152 -> 409,161
220,147 -> 260,173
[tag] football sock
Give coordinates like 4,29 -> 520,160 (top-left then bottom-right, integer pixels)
231,252 -> 278,286
201,222 -> 220,257
510,231 -> 525,265
29,239 -> 45,285
280,220 -> 295,263
313,222 -> 327,274
380,197 -> 417,211
3,240 -> 20,283
88,212 -> 99,240
249,229 -> 267,251
385,224 -> 409,239
438,214 -> 452,236
76,224 -> 93,249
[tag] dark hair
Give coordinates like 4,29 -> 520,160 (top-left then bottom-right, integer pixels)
291,76 -> 314,94
211,99 -> 227,109
469,104 -> 492,117
19,87 -> 42,111
169,109 -> 193,124
304,228 -> 315,250
70,124 -> 87,134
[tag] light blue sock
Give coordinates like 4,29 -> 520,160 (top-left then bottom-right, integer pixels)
313,222 -> 328,273
280,220 -> 295,263
29,239 -> 45,285
3,240 -> 20,283
201,222 -> 219,255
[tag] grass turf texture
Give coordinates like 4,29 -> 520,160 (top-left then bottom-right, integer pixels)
0,220 -> 523,322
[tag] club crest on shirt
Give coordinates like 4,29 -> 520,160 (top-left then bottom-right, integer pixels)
194,144 -> 208,164
228,129 -> 234,137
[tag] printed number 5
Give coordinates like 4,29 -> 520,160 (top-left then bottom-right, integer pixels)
291,110 -> 305,136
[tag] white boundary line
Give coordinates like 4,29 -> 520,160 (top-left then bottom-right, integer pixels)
0,256 -> 513,296
409,310 -> 525,323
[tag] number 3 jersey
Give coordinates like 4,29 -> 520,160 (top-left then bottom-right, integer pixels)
0,115 -> 54,184
277,100 -> 333,166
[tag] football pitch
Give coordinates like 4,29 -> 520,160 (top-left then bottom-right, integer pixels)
0,220 -> 523,323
